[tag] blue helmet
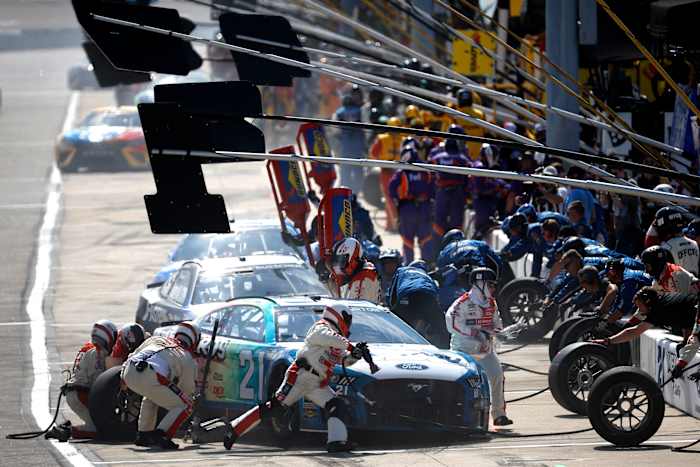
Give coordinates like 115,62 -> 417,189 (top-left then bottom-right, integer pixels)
440,228 -> 465,250
400,145 -> 419,163
445,124 -> 465,153
503,213 -> 527,236
408,259 -> 429,271
516,203 -> 537,222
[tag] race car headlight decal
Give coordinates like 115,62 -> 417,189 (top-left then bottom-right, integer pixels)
465,374 -> 481,389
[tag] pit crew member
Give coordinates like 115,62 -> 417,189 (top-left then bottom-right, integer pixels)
330,237 -> 381,303
121,322 -> 199,450
445,267 -> 513,426
641,245 -> 699,294
224,305 -> 362,452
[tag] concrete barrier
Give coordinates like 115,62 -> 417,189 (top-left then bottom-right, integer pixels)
640,328 -> 700,417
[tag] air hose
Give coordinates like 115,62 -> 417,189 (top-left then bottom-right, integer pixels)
6,390 -> 64,440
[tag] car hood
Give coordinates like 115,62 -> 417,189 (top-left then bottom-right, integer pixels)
281,343 -> 480,381
62,125 -> 133,143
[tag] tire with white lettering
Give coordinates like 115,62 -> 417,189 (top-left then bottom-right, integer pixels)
549,342 -> 618,415
587,366 -> 665,446
88,366 -> 140,441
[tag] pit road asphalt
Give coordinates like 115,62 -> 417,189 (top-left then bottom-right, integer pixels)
2,1 -> 700,465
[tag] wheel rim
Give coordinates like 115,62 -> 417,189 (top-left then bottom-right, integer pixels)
508,291 -> 543,327
567,355 -> 611,402
599,383 -> 650,433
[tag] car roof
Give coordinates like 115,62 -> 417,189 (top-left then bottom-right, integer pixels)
187,254 -> 305,273
203,296 -> 384,314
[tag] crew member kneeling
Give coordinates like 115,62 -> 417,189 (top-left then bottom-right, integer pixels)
122,321 -> 199,450
445,268 -> 513,426
224,305 -> 363,452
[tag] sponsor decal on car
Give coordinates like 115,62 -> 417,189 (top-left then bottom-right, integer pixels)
395,363 -> 428,371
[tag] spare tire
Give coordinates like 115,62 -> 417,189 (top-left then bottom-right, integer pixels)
88,366 -> 140,441
497,278 -> 553,341
587,366 -> 665,447
548,342 -> 618,415
560,317 -> 631,365
549,317 -> 583,361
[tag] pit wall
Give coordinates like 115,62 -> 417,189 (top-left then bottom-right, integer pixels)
640,329 -> 700,418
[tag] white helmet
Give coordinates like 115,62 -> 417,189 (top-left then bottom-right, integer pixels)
653,183 -> 674,193
479,143 -> 497,167
91,319 -> 118,353
332,237 -> 362,277
119,322 -> 146,353
174,321 -> 200,351
321,304 -> 353,337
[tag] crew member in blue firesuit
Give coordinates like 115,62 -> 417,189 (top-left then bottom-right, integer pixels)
429,125 -> 470,238
500,214 -> 561,278
436,229 -> 504,278
470,144 -> 501,238
566,200 -> 594,239
389,146 -> 435,264
603,259 -> 652,323
388,260 -> 446,347
516,203 -> 570,228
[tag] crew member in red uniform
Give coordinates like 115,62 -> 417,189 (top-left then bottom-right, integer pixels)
330,237 -> 381,303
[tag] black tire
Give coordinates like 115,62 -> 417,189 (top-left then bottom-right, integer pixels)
497,278 -> 553,341
362,168 -> 383,209
549,316 -> 584,361
560,317 -> 631,365
548,342 -> 618,415
265,366 -> 299,441
587,366 -> 665,447
88,366 -> 140,441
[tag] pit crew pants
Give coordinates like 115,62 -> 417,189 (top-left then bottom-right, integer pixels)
64,389 -> 97,438
229,365 -> 347,444
450,338 -> 506,420
433,186 -> 466,237
122,362 -> 193,438
398,201 -> 434,264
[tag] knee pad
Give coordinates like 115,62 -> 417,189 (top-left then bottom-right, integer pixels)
324,397 -> 349,424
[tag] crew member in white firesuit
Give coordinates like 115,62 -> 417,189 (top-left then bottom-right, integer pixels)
641,246 -> 699,294
330,237 -> 381,303
121,322 -> 199,450
646,207 -> 699,275
223,305 -> 364,452
45,320 -> 118,441
445,268 -> 513,426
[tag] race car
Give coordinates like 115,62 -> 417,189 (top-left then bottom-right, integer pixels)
157,296 -> 491,434
54,106 -> 148,172
151,218 -> 307,286
136,255 -> 329,332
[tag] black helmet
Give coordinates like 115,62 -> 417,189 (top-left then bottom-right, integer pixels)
469,267 -> 497,284
605,258 -> 625,276
379,248 -> 402,262
444,124 -> 465,153
655,206 -> 686,236
408,259 -> 429,272
402,57 -> 421,71
558,236 -> 586,257
640,246 -> 669,278
456,88 -> 473,107
634,286 -> 658,306
441,229 -> 465,250
577,265 -> 600,284
509,213 -> 528,232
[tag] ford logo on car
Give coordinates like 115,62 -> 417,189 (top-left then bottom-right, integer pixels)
396,363 -> 428,371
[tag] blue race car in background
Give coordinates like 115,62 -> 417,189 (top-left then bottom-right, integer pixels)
55,106 -> 148,172
155,296 -> 491,435
150,218 -> 308,286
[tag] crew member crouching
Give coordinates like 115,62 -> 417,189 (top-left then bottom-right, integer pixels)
330,237 -> 381,303
46,319 -> 118,441
224,305 -> 363,452
445,268 -> 513,426
122,321 -> 199,450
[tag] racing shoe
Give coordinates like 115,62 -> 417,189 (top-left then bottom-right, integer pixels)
493,416 -> 513,426
135,431 -> 155,447
223,425 -> 237,450
152,430 -> 179,450
326,440 -> 356,453
45,425 -> 70,442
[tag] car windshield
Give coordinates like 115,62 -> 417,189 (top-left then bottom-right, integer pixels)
276,307 -> 429,344
82,111 -> 140,127
170,230 -> 299,262
208,230 -> 300,258
191,265 -> 329,304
